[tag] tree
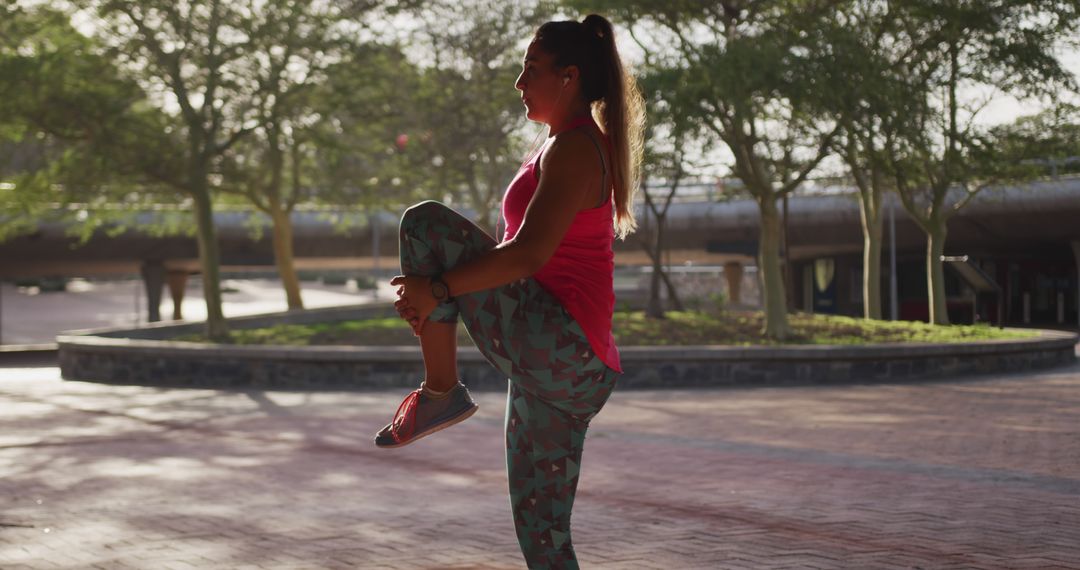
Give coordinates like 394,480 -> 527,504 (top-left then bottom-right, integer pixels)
214,0 -> 402,311
0,3 -> 187,245
845,140 -> 891,321
4,1 -> 427,325
406,0 -> 548,233
875,0 -> 1080,325
308,42 -> 433,215
636,154 -> 687,319
820,3 -> 915,321
567,1 -> 844,340
633,48 -> 704,318
989,103 -> 1080,178
74,0 -> 270,340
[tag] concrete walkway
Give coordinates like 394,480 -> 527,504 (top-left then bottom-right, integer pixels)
0,278 -> 397,346
1,353 -> 1079,569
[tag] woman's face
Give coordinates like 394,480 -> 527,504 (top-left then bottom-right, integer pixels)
515,43 -> 565,124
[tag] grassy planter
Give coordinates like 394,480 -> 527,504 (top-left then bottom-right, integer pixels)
169,310 -> 1038,348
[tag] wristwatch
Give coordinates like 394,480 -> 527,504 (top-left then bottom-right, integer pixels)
430,274 -> 453,303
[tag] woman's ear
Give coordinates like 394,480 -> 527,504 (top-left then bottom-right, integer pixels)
562,65 -> 580,87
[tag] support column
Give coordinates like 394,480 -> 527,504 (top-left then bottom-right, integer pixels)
803,264 -> 814,314
724,261 -> 744,306
140,260 -> 166,323
167,270 -> 189,320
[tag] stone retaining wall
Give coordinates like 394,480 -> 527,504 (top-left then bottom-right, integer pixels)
58,305 -> 1078,391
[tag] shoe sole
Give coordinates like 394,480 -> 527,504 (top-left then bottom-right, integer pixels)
375,403 -> 479,449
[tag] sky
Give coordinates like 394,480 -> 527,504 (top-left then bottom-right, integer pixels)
971,45 -> 1080,125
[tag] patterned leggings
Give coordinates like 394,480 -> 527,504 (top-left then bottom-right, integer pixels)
398,200 -> 618,569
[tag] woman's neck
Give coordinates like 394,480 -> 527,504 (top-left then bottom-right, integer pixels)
547,103 -> 593,137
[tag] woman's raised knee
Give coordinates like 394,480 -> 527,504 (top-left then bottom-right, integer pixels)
400,200 -> 449,228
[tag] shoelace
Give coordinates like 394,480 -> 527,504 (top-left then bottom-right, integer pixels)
390,389 -> 422,443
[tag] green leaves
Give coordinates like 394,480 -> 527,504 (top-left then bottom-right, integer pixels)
396,0 -> 546,230
986,103 -> 1080,179
0,4 -> 181,243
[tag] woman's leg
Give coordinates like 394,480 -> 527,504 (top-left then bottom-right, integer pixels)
398,200 -> 498,391
398,200 -> 619,566
451,274 -> 617,566
417,322 -> 458,392
504,367 -> 616,569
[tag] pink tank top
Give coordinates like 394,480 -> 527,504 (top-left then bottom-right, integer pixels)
501,115 -> 622,373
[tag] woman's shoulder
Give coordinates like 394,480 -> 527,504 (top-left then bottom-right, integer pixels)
541,127 -> 605,171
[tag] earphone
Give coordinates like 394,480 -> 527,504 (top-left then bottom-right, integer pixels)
562,76 -> 569,86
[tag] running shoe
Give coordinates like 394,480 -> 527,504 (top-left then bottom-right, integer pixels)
374,381 -> 478,448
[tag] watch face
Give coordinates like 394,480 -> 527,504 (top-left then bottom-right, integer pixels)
431,281 -> 448,300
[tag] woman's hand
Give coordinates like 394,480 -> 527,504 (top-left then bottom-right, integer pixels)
393,293 -> 421,335
390,274 -> 436,336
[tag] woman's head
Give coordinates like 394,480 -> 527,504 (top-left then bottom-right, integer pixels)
516,14 -> 644,240
516,16 -> 608,121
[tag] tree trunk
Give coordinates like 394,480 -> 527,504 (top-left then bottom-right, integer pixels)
660,262 -> 683,311
639,177 -> 683,317
190,184 -> 230,341
858,179 -> 884,319
270,204 -> 304,310
264,127 -> 304,311
758,195 -> 791,339
639,236 -> 684,312
646,212 -> 665,319
926,221 -> 950,325
862,221 -> 884,319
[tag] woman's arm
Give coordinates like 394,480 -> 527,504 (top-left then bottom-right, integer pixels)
392,130 -> 602,329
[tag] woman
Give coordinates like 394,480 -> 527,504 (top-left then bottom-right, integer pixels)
376,13 -> 644,569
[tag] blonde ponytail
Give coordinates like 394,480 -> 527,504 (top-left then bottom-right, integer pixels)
582,15 -> 644,240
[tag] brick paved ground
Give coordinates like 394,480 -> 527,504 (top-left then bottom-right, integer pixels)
1,350 -> 1078,569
